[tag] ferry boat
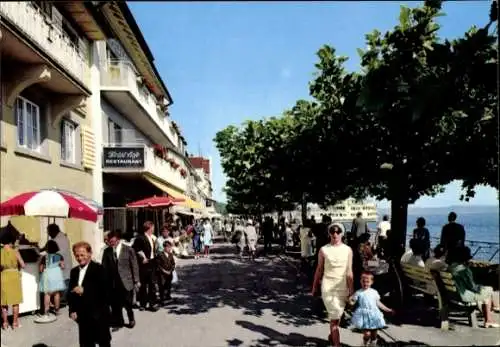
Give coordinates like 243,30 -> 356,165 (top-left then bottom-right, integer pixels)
287,198 -> 378,222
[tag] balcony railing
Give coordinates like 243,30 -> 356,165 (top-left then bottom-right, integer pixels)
101,60 -> 167,126
102,144 -> 187,192
0,2 -> 89,86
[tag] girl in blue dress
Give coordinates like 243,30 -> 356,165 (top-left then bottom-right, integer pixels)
39,240 -> 66,318
349,271 -> 394,346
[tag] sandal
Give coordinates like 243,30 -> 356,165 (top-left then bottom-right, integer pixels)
1,322 -> 9,330
12,321 -> 21,329
484,322 -> 499,328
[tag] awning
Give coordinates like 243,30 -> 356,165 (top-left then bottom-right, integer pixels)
143,175 -> 202,210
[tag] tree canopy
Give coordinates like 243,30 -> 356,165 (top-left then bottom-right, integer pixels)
214,0 -> 498,235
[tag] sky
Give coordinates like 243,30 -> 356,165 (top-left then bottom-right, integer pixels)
128,1 -> 498,208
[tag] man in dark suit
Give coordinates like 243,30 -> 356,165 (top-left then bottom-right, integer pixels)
132,221 -> 158,311
69,241 -> 111,347
102,230 -> 140,331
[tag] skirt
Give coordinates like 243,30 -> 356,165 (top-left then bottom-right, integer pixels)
321,280 -> 349,320
462,285 -> 493,306
351,308 -> 386,330
39,267 -> 66,293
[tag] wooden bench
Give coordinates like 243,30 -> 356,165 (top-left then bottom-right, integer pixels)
431,270 -> 479,330
400,263 -> 438,297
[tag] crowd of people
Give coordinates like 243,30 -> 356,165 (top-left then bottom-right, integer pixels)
0,215 -> 220,346
1,210 -> 498,347
304,211 -> 500,347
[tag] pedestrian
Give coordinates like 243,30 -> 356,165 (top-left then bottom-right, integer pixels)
351,212 -> 370,246
440,212 -> 466,257
245,219 -> 258,260
132,221 -> 158,312
96,231 -> 110,264
68,241 -> 111,347
157,240 -> 176,304
0,231 -> 25,330
413,217 -> 431,260
202,218 -> 214,258
43,224 -> 72,303
102,230 -> 140,331
192,221 -> 202,259
38,240 -> 66,321
311,223 -> 353,347
349,272 -> 394,346
376,215 -> 390,253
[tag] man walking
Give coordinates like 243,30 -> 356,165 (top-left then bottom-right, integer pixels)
132,221 -> 158,312
102,230 -> 140,331
350,212 -> 370,246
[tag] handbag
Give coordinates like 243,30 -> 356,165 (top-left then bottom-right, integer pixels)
172,270 -> 178,284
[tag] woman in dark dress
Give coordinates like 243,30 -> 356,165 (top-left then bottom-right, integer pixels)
413,217 -> 430,260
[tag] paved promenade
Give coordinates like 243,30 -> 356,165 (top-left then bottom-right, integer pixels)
1,241 -> 499,347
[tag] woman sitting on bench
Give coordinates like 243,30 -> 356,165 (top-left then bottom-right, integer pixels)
448,246 -> 499,328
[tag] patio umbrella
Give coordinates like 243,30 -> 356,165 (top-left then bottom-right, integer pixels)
0,190 -> 100,222
126,195 -> 184,209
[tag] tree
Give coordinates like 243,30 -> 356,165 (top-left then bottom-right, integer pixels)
214,119 -> 297,215
348,0 -> 498,251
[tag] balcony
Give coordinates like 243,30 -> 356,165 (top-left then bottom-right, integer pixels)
102,144 -> 187,193
101,60 -> 176,148
0,2 -> 89,87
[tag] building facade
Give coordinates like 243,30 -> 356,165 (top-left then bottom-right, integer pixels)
0,1 -> 103,251
0,1 -> 212,252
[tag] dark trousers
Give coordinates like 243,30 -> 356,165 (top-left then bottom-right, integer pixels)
158,272 -> 173,302
78,317 -> 111,347
110,284 -> 134,326
263,235 -> 273,253
138,262 -> 156,308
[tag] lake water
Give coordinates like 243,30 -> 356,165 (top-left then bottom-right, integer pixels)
364,210 -> 499,261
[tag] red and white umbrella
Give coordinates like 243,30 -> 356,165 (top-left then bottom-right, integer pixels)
0,190 -> 100,222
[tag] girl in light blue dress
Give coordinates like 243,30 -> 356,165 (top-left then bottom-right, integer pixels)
349,272 -> 394,346
39,240 -> 66,318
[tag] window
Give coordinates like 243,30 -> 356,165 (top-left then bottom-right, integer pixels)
61,119 -> 76,163
108,119 -> 122,145
16,97 -> 41,152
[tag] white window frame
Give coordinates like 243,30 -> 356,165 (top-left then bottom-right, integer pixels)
61,119 -> 76,164
15,96 -> 41,152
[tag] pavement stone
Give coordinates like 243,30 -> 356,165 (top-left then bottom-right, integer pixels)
1,242 -> 499,347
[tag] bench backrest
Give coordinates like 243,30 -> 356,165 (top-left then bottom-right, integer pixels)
400,263 -> 437,295
433,271 -> 463,303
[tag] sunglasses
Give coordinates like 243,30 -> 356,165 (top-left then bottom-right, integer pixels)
329,228 -> 342,234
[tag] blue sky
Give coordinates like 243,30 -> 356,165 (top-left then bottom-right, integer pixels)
128,1 -> 498,207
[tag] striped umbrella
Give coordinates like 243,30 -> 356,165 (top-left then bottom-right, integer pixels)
0,190 -> 100,222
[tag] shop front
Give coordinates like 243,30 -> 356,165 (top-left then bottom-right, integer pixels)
102,146 -> 199,236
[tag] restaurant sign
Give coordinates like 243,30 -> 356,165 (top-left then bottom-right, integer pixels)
103,147 -> 145,168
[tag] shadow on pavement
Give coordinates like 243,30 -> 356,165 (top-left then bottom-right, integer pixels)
168,244 -> 322,327
234,320 -> 327,346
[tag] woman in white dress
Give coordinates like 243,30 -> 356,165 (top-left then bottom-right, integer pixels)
311,223 -> 354,347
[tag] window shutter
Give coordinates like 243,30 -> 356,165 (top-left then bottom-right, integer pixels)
81,125 -> 95,169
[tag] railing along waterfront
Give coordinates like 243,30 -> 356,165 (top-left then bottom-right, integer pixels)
428,236 -> 499,263
0,2 -> 89,85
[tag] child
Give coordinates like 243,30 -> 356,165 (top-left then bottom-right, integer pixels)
349,272 -> 394,346
39,240 -> 66,320
157,241 -> 176,304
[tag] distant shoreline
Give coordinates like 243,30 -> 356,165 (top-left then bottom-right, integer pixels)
378,205 -> 499,215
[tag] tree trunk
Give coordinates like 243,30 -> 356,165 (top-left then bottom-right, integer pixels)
301,193 -> 308,225
388,173 -> 409,260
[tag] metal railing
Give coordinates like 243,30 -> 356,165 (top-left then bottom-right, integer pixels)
0,2 -> 89,85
